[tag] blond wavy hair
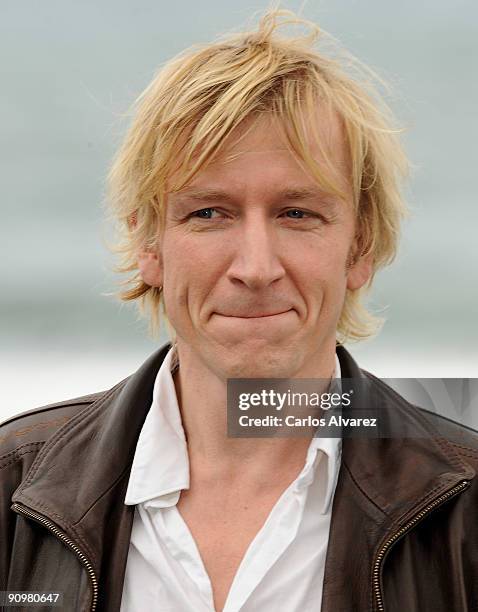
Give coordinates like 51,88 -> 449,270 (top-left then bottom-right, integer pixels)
107,8 -> 408,343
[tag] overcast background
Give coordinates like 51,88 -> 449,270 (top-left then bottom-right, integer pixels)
1,0 -> 477,421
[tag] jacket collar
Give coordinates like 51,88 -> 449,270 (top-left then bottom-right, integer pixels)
13,343 -> 475,578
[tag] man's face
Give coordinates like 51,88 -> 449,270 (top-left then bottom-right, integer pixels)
143,112 -> 371,379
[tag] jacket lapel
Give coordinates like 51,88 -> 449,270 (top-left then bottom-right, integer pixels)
320,347 -> 474,611
12,343 -> 173,605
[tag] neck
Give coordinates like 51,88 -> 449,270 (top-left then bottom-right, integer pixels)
172,341 -> 336,483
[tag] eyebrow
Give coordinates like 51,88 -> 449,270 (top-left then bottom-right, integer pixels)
171,186 -> 337,203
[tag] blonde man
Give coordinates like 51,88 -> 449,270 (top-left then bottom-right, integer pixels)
1,10 -> 477,612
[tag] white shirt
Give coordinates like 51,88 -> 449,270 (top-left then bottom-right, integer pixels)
120,348 -> 342,611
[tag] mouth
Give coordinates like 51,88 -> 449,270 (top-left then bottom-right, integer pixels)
216,309 -> 293,319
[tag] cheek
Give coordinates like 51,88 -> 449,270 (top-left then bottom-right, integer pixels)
290,238 -> 350,311
293,235 -> 350,278
161,235 -> 224,314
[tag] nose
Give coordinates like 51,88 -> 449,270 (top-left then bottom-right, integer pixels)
226,214 -> 286,290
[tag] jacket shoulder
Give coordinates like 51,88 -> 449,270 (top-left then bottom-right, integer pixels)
0,391 -> 107,459
364,371 -> 478,468
419,407 -> 478,466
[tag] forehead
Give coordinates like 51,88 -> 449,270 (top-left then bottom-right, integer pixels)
224,106 -> 346,159
167,105 -> 351,197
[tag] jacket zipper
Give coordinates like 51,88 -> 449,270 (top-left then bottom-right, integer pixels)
372,479 -> 470,612
11,502 -> 98,612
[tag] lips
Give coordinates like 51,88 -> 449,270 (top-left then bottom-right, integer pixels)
216,309 -> 292,318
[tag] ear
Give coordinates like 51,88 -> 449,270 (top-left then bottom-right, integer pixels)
129,210 -> 163,288
346,251 -> 373,291
137,250 -> 163,288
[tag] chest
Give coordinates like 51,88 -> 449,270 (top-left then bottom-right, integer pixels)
176,487 -> 285,611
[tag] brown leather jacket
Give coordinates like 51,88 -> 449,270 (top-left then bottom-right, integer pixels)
1,344 -> 477,611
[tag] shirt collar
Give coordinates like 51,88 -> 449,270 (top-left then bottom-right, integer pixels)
125,349 -> 342,514
293,354 -> 342,514
124,346 -> 189,507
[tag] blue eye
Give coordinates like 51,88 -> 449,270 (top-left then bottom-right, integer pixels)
285,209 -> 306,218
193,208 -> 216,219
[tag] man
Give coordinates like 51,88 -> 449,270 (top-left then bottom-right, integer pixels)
1,9 -> 477,612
